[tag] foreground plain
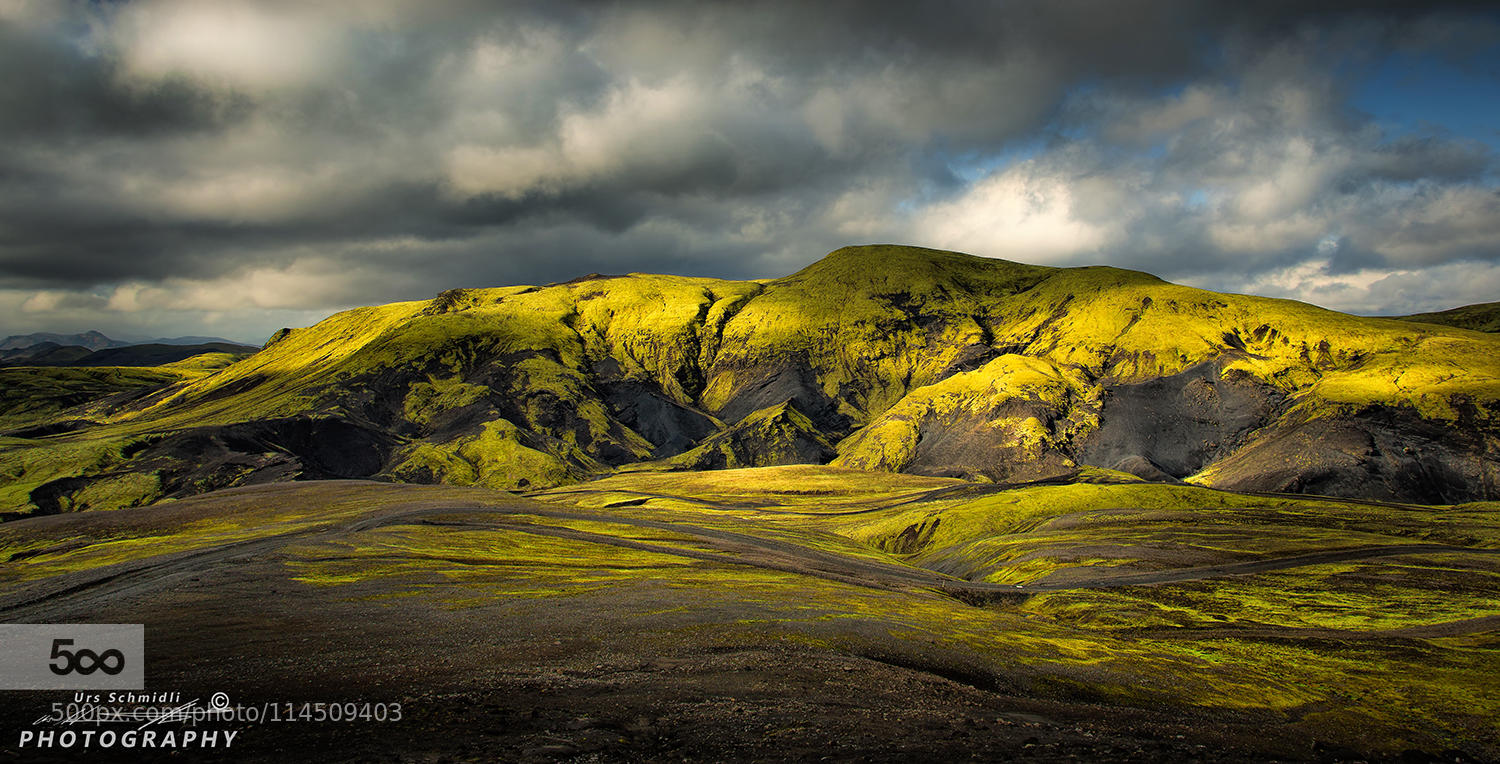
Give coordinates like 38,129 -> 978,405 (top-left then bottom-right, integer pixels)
1,467 -> 1497,761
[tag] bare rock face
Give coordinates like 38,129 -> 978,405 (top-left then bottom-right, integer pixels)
1075,362 -> 1285,480
1196,406 -> 1499,503
1108,456 -> 1179,484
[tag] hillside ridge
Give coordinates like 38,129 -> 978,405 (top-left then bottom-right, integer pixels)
1,244 -> 1497,515
1394,301 -> 1500,334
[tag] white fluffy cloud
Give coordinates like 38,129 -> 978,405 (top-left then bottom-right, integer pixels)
111,2 -> 346,91
444,76 -> 730,198
913,159 -> 1121,263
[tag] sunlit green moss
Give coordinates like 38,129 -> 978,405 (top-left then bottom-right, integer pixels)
0,437 -> 137,513
7,245 -> 1500,516
545,464 -> 962,509
0,482 -> 519,583
401,375 -> 491,426
277,512 -> 1500,752
60,471 -> 162,512
5,472 -> 1500,755
0,514 -> 313,583
389,419 -> 594,490
1026,556 -> 1500,631
158,352 -> 251,373
1397,300 -> 1500,334
0,366 -> 189,432
833,354 -> 1098,474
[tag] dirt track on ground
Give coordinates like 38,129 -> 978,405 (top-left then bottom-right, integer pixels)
5,494 -> 1497,637
2,483 -> 1497,762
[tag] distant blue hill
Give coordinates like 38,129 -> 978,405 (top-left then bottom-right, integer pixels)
0,330 -> 124,352
0,331 -> 244,352
0,341 -> 258,368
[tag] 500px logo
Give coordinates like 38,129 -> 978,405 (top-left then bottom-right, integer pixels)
0,625 -> 143,690
48,639 -> 126,676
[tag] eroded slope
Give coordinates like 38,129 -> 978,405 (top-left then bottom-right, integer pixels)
3,245 -> 1498,514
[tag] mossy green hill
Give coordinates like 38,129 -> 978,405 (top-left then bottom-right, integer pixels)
3,244 -> 1498,515
1396,300 -> 1500,334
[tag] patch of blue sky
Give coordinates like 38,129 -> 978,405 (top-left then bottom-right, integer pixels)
1182,188 -> 1211,209
942,139 -> 1047,184
1353,48 -> 1500,150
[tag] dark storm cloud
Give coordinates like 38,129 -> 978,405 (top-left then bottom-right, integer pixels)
0,16 -> 243,139
0,0 -> 1497,340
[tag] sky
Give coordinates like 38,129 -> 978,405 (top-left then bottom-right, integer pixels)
1,1 -> 1498,344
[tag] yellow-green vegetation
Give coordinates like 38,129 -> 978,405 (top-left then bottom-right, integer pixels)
833,354 -> 1098,479
158,351 -> 251,373
401,375 -> 491,427
0,481 -> 511,584
556,468 -> 1500,752
7,470 -> 1500,755
3,244 -> 1499,515
647,401 -> 833,470
55,471 -> 163,513
538,467 -> 1500,628
285,523 -> 707,594
542,464 -> 964,510
837,483 -> 1500,583
1397,300 -> 1500,334
1027,556 -> 1500,631
389,419 -> 600,490
0,366 -> 188,432
0,437 -> 139,515
700,245 -> 1053,420
341,470 -> 1500,752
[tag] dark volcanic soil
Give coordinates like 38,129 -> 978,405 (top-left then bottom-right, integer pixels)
0,482 -> 1490,762
0,563 -> 1334,764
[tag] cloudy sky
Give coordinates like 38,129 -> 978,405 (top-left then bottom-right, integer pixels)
2,0 -> 1498,343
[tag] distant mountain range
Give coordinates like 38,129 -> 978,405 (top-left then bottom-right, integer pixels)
0,331 -> 245,352
0,330 -> 123,352
0,331 -> 256,368
0,341 -> 260,368
1,244 -> 1496,517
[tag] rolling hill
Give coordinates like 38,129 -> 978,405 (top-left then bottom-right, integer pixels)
1,244 -> 1497,516
0,341 -> 257,368
1396,300 -> 1500,334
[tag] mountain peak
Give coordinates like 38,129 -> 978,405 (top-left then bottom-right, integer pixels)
779,244 -> 1055,299
795,244 -> 1033,275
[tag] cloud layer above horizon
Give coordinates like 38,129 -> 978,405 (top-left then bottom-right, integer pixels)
2,0 -> 1498,342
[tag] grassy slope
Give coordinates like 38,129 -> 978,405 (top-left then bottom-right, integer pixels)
0,366 -> 191,433
976,264 -> 1497,419
2,245 -> 1499,514
643,401 -> 836,471
1396,301 -> 1500,334
701,245 -> 1053,420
